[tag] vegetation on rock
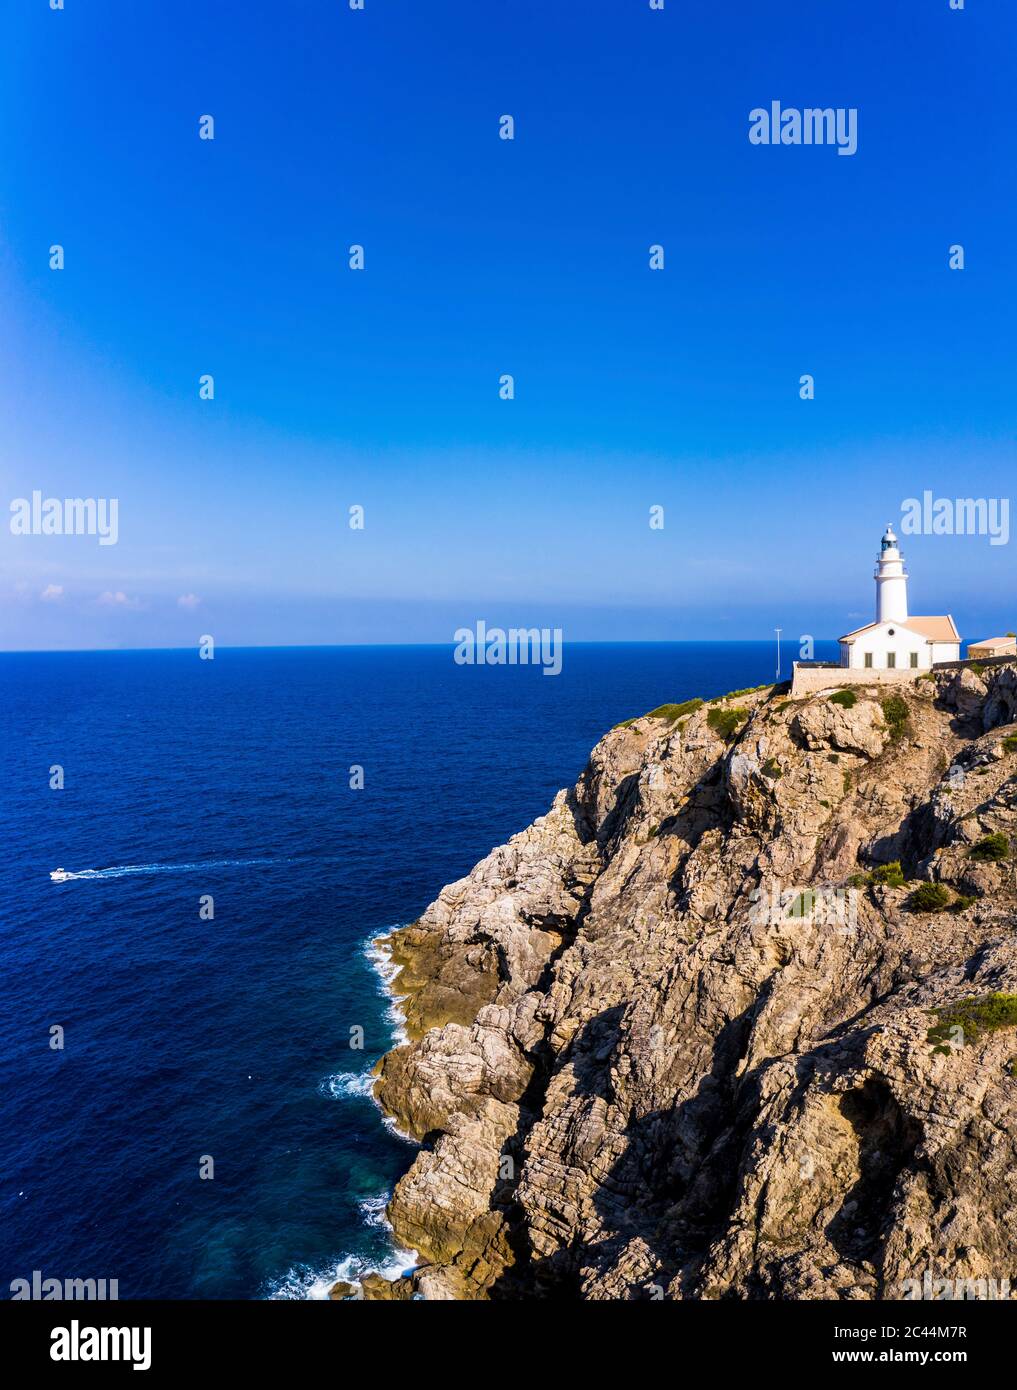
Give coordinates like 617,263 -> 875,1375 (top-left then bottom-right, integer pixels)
850,861 -> 906,889
709,684 -> 771,703
927,993 -> 1017,1048
881,694 -> 910,742
969,832 -> 1009,863
707,705 -> 748,739
616,697 -> 704,728
910,882 -> 952,912
873,860 -> 906,887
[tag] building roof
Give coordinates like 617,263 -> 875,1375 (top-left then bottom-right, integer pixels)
968,636 -> 1016,651
839,615 -> 960,644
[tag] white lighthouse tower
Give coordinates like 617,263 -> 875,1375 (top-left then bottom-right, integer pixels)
874,523 -> 908,623
832,524 -> 960,675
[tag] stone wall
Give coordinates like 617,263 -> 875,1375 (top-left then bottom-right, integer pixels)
933,652 -> 1017,674
790,663 -> 927,697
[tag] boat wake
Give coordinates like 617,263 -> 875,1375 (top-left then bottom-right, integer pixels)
49,857 -> 284,883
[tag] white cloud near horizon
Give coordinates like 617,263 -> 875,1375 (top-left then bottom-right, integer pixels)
96,590 -> 142,610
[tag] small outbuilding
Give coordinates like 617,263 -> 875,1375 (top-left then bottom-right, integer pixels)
967,636 -> 1017,660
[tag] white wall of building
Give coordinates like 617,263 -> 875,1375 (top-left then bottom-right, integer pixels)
840,622 -> 958,671
930,640 -> 961,664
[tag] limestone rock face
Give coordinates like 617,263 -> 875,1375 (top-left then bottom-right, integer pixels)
793,696 -> 887,759
366,669 -> 1017,1300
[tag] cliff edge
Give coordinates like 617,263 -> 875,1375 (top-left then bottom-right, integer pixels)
361,665 -> 1017,1300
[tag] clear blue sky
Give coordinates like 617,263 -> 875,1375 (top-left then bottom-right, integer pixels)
1,0 -> 1015,649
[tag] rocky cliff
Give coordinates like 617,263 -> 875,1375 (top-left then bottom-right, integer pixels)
360,664 -> 1017,1300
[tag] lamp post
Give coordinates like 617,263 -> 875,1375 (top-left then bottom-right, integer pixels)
775,627 -> 782,681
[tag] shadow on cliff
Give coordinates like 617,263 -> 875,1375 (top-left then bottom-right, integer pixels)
488,996 -> 765,1299
824,1075 -> 921,1275
488,1004 -> 921,1300
575,730 -> 732,865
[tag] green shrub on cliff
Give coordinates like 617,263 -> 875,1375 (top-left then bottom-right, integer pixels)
880,695 -> 910,742
927,993 -> 1017,1048
969,832 -> 1009,863
647,698 -> 704,722
710,683 -> 770,702
829,690 -> 857,709
849,862 -> 905,890
707,706 -> 748,739
614,696 -> 704,729
1002,735 -> 1017,754
910,882 -> 952,912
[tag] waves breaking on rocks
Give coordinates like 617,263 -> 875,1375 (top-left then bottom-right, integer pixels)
269,930 -> 420,1300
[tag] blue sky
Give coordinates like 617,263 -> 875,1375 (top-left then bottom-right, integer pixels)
1,0 -> 1015,649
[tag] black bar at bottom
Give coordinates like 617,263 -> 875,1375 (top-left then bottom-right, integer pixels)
0,1296 -> 1007,1378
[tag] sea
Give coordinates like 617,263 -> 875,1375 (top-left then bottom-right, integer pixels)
0,641 -> 837,1298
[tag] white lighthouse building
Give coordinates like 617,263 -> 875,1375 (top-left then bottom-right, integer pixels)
838,525 -> 960,671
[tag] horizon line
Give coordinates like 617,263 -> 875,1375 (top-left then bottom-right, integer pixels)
1,636 -> 843,656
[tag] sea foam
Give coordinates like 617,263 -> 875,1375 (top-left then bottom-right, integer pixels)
320,1071 -> 375,1100
271,928 -> 420,1300
265,1240 -> 417,1301
364,932 -> 410,1046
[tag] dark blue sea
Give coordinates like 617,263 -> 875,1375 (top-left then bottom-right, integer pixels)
1,641 -> 837,1299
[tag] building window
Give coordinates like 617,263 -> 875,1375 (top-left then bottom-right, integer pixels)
910,652 -> 919,668
887,652 -> 896,669
864,653 -> 873,668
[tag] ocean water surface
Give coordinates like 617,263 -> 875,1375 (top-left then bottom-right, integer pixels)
1,641 -> 836,1298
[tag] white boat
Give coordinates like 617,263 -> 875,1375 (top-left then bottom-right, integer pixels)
50,868 -> 72,882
